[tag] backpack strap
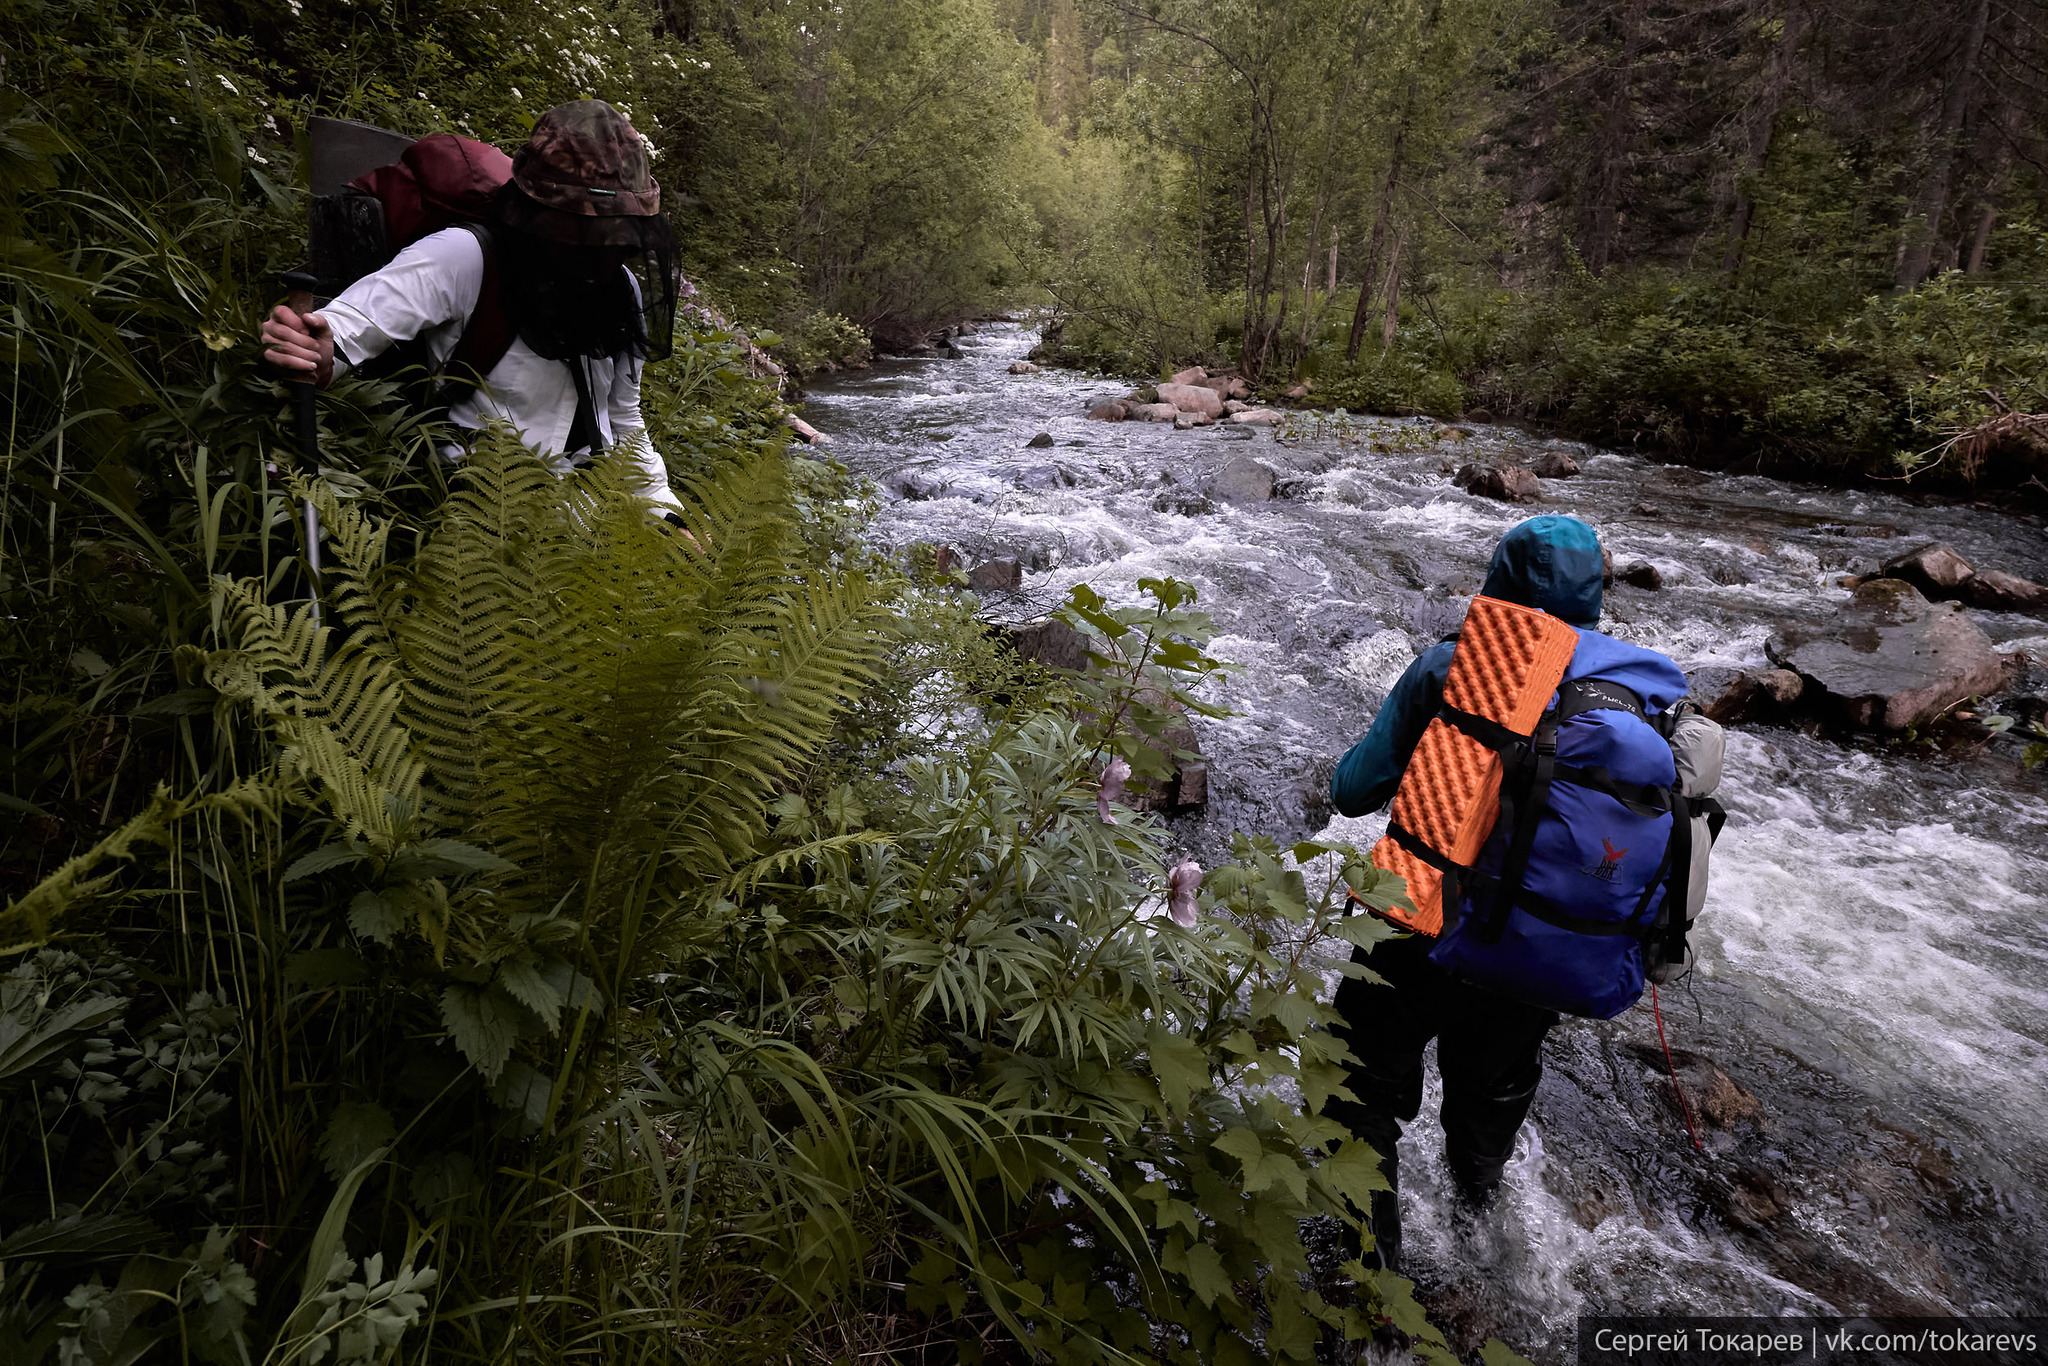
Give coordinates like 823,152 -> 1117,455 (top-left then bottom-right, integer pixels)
434,222 -> 514,411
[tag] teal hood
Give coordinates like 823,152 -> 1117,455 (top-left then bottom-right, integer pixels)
1479,516 -> 1604,626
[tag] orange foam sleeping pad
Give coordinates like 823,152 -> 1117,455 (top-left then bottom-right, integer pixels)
1367,596 -> 1580,936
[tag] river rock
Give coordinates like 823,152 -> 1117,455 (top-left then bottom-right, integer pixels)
885,471 -> 948,500
1702,668 -> 1805,725
1009,618 -> 1091,672
1881,542 -> 1975,597
1019,464 -> 1075,491
968,558 -> 1023,593
1455,462 -> 1542,503
1229,408 -> 1284,425
1531,451 -> 1581,478
1285,383 -> 1311,398
1085,401 -> 1128,421
1157,382 -> 1225,419
1168,366 -> 1207,386
937,339 -> 964,359
1205,456 -> 1276,505
1196,375 -> 1251,400
1217,426 -> 1256,441
1007,361 -> 1040,374
1026,432 -> 1055,448
1125,387 -> 1157,404
1153,485 -> 1216,516
1617,560 -> 1663,591
1223,399 -> 1251,415
1766,578 -> 2009,730
1130,402 -> 1179,423
1962,568 -> 2048,614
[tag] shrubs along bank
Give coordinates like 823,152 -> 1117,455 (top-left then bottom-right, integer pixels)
0,16 -> 1508,1366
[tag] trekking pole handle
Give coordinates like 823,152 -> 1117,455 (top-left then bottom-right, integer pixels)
280,270 -> 324,623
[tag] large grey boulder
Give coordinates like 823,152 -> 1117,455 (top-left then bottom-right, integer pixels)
1766,579 -> 2009,730
1130,402 -> 1179,423
1204,456 -> 1276,505
1156,382 -> 1225,419
1530,451 -> 1581,478
1168,366 -> 1207,386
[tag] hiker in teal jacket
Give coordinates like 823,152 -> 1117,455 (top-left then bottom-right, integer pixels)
1325,515 -> 1604,1273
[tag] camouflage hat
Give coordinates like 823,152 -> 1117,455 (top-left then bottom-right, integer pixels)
511,100 -> 660,218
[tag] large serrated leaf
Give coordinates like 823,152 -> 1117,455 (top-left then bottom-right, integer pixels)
440,985 -> 518,1084
1146,1023 -> 1210,1116
283,842 -> 365,882
496,957 -> 564,1033
318,1101 -> 397,1182
348,889 -> 408,945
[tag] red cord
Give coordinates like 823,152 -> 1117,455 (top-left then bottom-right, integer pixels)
1651,984 -> 1704,1154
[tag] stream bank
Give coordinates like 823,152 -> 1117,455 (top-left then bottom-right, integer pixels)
800,323 -> 2048,1360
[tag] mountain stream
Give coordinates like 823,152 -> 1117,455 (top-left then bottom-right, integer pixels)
798,323 -> 2048,1359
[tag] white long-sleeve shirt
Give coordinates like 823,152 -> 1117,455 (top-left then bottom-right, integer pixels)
322,227 -> 680,510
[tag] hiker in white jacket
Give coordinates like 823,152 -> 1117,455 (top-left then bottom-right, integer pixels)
261,100 -> 682,512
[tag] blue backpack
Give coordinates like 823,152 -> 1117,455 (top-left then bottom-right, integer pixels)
1424,631 -> 1725,1019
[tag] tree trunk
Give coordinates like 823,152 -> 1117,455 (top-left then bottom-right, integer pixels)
1578,0 -> 1646,273
1380,228 -> 1405,353
1964,146 -> 2010,272
1328,226 -> 1340,295
1722,0 -> 1809,279
1347,130 -> 1404,361
1895,0 -> 1993,290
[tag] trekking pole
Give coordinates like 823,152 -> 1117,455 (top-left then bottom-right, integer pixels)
280,269 -> 325,625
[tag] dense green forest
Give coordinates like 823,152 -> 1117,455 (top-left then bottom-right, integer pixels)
2,0 -> 2045,1361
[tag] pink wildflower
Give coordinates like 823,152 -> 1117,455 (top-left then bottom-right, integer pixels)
1167,860 -> 1202,927
1096,756 -> 1131,824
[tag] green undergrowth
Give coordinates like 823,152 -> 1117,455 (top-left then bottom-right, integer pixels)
0,18 -> 1532,1364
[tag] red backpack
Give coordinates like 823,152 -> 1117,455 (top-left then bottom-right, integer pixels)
305,131 -> 517,405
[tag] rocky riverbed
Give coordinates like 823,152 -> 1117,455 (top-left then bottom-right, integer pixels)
797,322 -> 2048,1360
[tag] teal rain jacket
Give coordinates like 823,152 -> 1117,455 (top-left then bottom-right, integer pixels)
1330,516 -> 1605,817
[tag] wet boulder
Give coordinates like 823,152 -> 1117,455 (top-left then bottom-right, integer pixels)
1130,402 -> 1179,423
1766,578 -> 2009,730
1962,568 -> 2048,615
885,471 -> 948,501
1617,560 -> 1663,591
1881,542 -> 1975,597
1204,456 -> 1277,505
1007,360 -> 1040,374
1228,408 -> 1285,425
1701,668 -> 1805,725
1156,382 -> 1225,419
1530,450 -> 1581,478
1454,462 -> 1542,504
1877,541 -> 2048,616
968,558 -> 1023,593
1196,374 -> 1251,400
1018,464 -> 1075,491
1152,485 -> 1217,516
1025,431 -> 1055,448
1009,618 -> 1091,672
1284,382 -> 1311,398
1168,365 -> 1207,386
1085,400 -> 1128,421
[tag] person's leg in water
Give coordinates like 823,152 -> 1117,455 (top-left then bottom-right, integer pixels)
1434,981 -> 1558,1208
1325,931 -> 1445,1275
